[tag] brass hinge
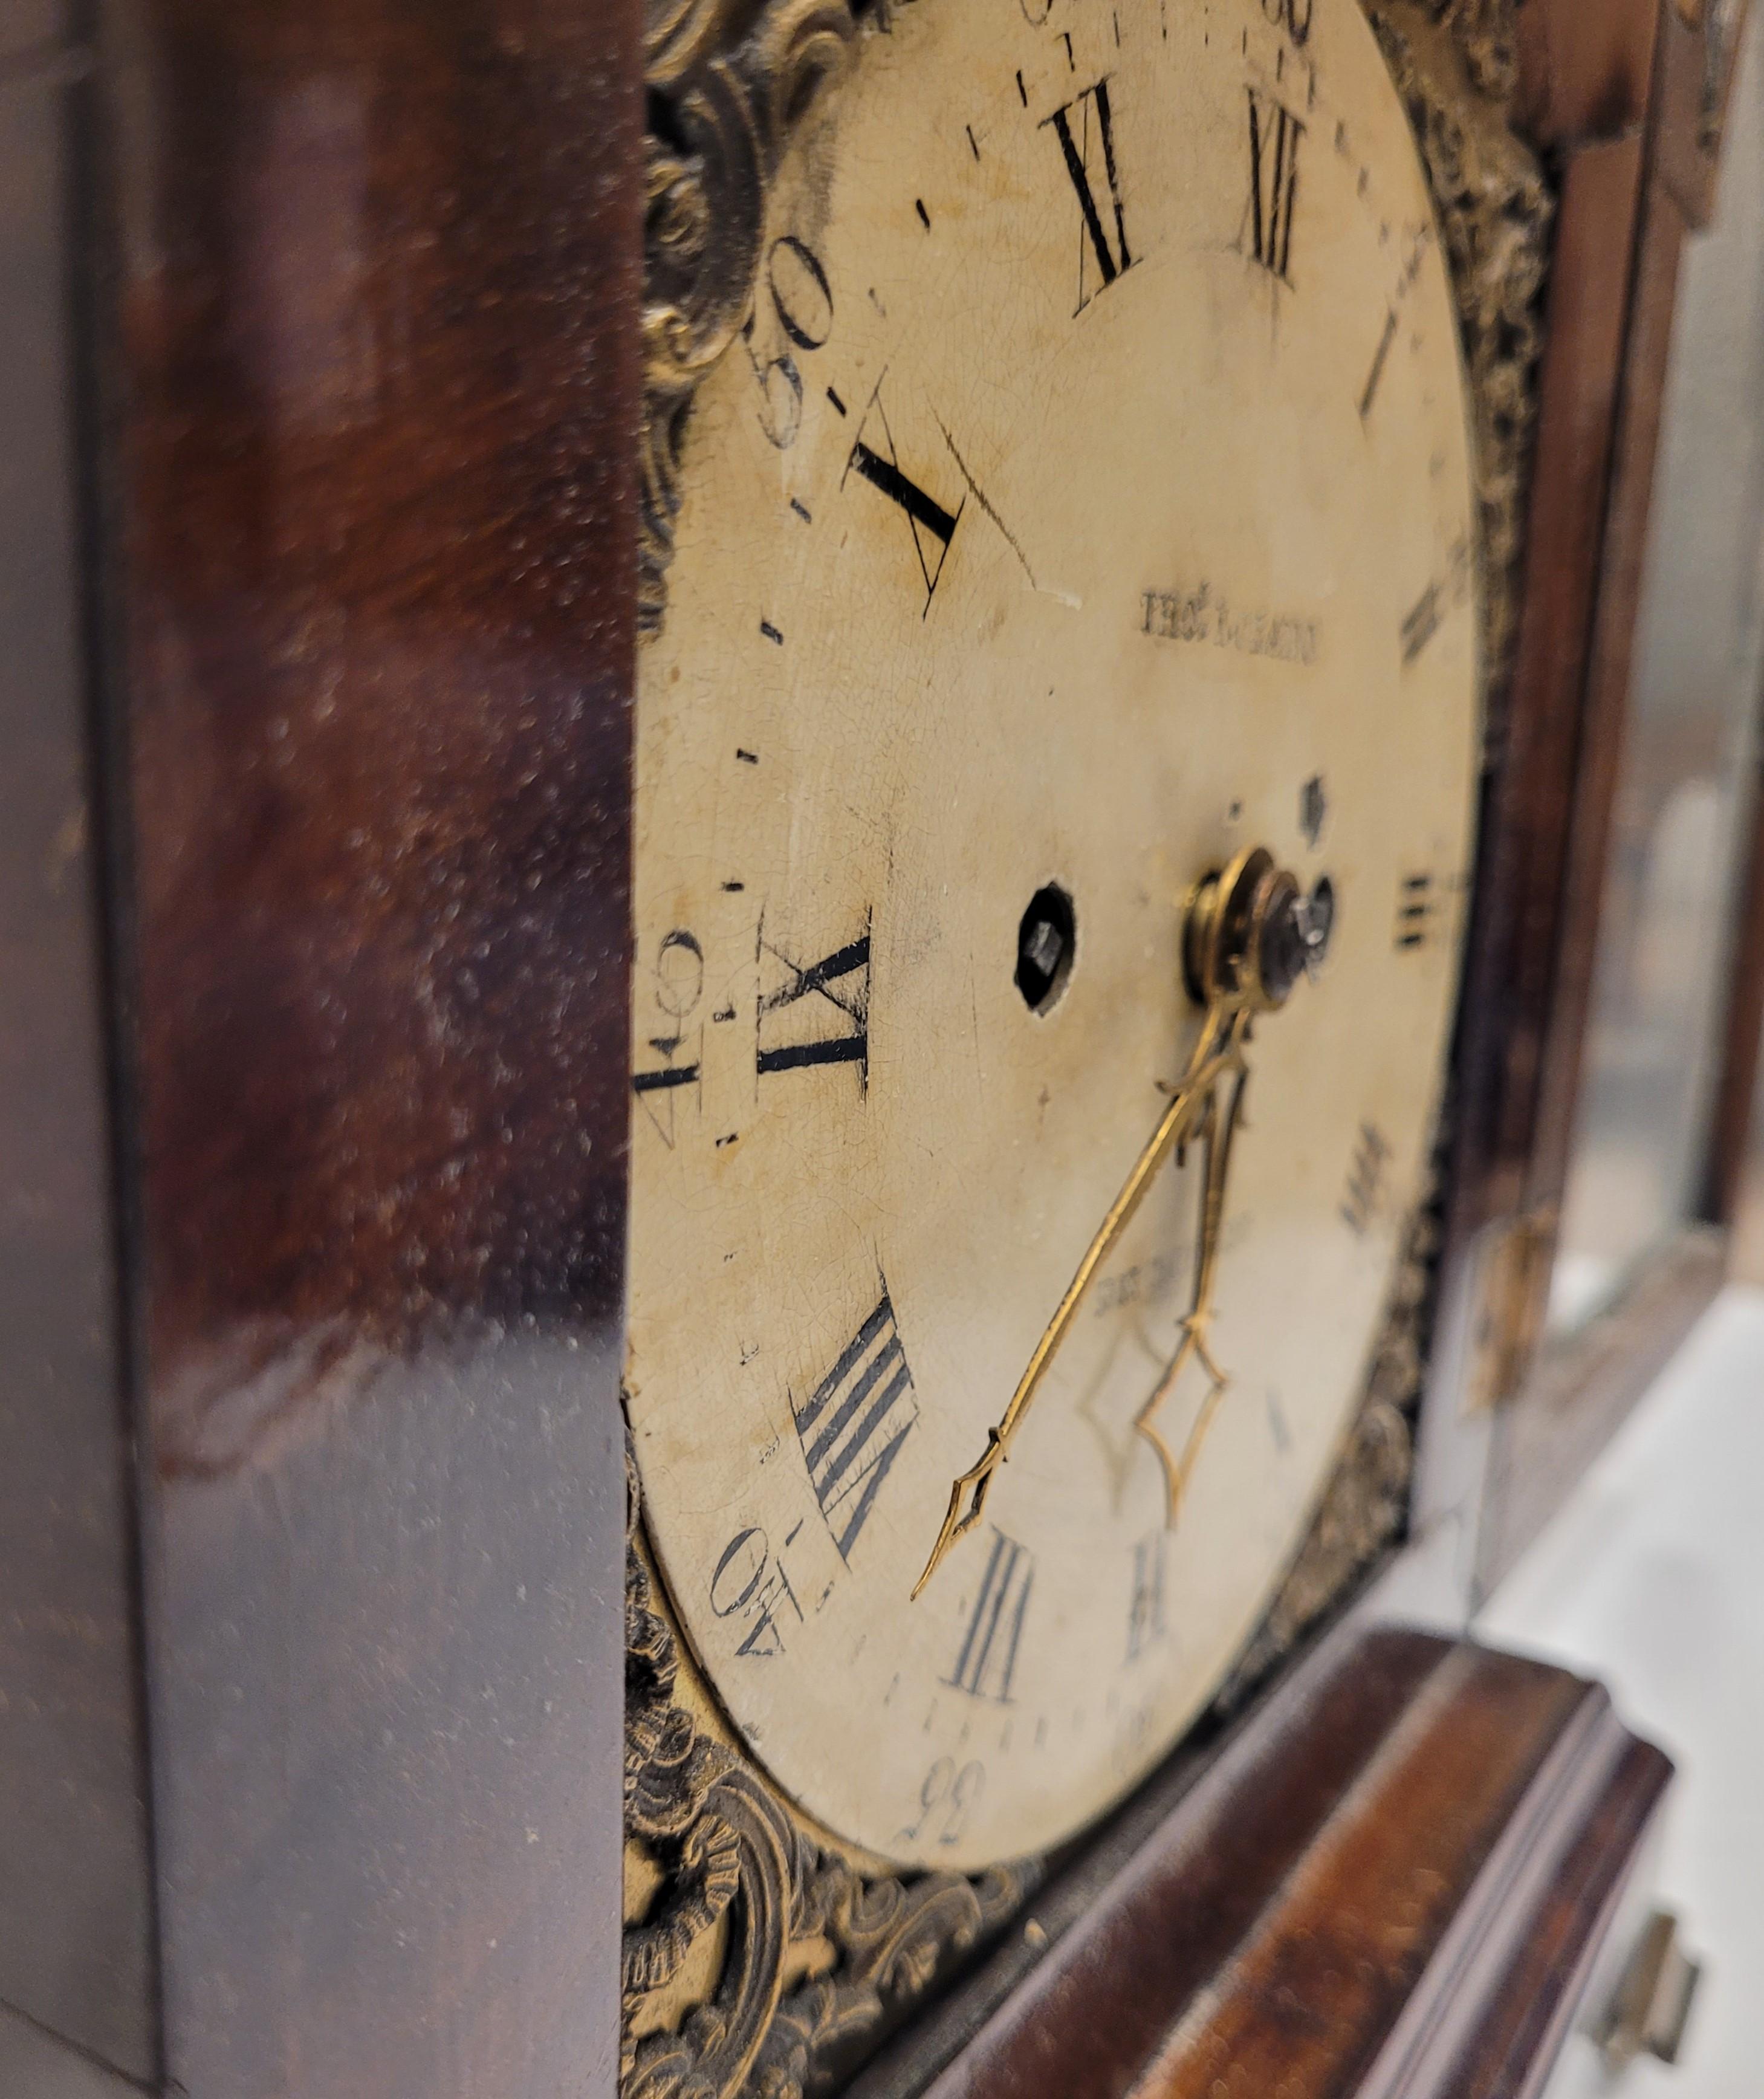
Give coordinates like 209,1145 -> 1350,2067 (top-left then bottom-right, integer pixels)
1462,1208 -> 1558,1413
1595,1909 -> 1703,2070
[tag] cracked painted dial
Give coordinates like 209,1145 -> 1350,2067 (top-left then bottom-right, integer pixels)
626,0 -> 1479,1867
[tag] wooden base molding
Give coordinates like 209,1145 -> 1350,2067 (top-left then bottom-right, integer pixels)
849,1626 -> 1671,2099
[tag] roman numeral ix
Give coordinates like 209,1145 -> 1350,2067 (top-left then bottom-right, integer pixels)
757,912 -> 871,1083
1245,88 -> 1304,282
1043,78 -> 1133,312
946,1529 -> 1034,1703
793,1292 -> 919,1560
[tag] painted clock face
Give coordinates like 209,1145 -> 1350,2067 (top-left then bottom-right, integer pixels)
626,0 -> 1478,1867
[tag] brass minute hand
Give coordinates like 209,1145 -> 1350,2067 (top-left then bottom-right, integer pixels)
912,845 -> 1332,1600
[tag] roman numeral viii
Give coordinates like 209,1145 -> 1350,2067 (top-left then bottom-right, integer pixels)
793,1293 -> 918,1560
1245,88 -> 1303,282
1043,79 -> 1133,312
757,912 -> 871,1084
946,1529 -> 1034,1703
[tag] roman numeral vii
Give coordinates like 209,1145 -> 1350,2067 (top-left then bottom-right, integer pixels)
1043,79 -> 1133,313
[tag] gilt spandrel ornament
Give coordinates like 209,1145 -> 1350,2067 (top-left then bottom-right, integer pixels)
623,1447 -> 1040,2099
642,0 -> 857,634
1363,0 -> 1554,739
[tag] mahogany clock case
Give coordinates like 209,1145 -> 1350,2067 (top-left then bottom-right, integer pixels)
0,0 -> 1759,2097
2,0 -> 640,2092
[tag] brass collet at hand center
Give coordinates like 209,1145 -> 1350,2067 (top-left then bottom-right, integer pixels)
911,845 -> 1334,1600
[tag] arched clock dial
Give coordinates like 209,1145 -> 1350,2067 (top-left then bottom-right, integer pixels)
626,0 -> 1479,1869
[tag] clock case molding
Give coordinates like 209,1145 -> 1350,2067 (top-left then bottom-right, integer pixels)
625,1 -> 1762,2096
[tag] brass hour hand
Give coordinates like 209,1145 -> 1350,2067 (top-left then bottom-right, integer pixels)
912,846 -> 1334,1600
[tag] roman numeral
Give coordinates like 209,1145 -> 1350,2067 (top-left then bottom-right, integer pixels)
946,1529 -> 1034,1703
794,1293 -> 918,1560
1245,88 -> 1304,282
1395,869 -> 1438,951
1043,79 -> 1133,312
1126,1530 -> 1167,1663
757,913 -> 871,1084
1360,307 -> 1398,419
1401,577 -> 1444,664
845,387 -> 965,611
1341,1121 -> 1390,1236
1266,0 -> 1314,46
1401,535 -> 1473,664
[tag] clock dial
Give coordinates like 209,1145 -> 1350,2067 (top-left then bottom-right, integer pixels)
627,0 -> 1478,1867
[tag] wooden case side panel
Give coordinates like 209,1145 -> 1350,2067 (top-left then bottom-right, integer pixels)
1705,737 -> 1764,1228
0,28 -> 157,2086
105,1 -> 641,2094
1434,4 -> 1762,1596
1467,1 -> 1763,1592
1459,0 -> 1754,1294
1523,162 -> 1698,1230
1448,131 -> 1648,1248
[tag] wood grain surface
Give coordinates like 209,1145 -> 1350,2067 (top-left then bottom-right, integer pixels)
105,0 -> 640,2091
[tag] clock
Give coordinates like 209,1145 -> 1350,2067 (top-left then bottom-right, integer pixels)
11,0 -> 1751,2093
629,0 -> 1476,1875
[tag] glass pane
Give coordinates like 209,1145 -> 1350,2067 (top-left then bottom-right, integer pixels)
1548,11 -> 1764,1334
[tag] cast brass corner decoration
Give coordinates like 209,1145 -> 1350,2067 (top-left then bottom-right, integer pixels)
1364,0 -> 1554,735
642,0 -> 860,634
623,1446 -> 1040,2099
